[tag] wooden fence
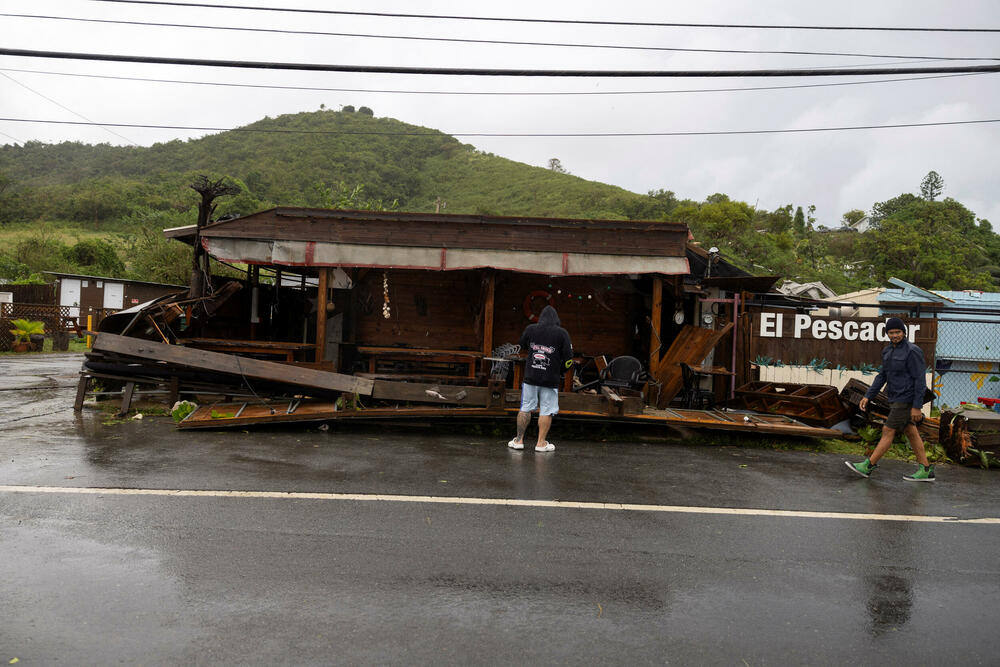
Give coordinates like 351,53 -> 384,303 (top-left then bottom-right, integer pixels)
0,302 -> 117,349
0,284 -> 56,304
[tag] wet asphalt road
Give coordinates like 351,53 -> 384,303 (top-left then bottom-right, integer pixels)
2,354 -> 1000,665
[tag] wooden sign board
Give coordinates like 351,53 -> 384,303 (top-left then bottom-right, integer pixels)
748,312 -> 937,368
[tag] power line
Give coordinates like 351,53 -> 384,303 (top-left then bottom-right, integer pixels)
0,71 -> 138,145
4,13 -> 996,61
84,0 -> 1000,33
0,65 -> 981,97
3,48 -> 1000,77
3,116 -> 997,138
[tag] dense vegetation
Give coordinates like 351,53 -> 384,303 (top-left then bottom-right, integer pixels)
0,109 -> 997,292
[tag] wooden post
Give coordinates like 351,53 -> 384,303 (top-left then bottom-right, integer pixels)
73,375 -> 90,412
168,376 -> 180,406
482,270 -> 495,358
315,268 -> 329,363
650,276 -> 663,371
118,382 -> 135,417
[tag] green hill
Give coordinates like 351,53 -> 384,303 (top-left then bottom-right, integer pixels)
2,109 -> 996,292
0,109 -> 669,224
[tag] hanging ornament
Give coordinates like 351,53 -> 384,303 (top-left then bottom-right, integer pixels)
382,271 -> 391,319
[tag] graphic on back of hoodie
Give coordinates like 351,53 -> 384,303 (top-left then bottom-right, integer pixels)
529,343 -> 555,372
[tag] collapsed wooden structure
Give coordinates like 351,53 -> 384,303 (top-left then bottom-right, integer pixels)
75,207 -> 841,438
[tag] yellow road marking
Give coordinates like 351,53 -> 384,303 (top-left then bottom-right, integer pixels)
1,484 -> 997,524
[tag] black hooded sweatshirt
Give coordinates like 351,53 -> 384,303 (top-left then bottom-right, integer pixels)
519,305 -> 573,388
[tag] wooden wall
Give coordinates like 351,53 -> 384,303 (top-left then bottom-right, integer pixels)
492,272 -> 638,358
353,269 -> 484,350
351,268 -> 645,359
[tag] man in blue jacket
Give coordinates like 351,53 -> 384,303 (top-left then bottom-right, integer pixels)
508,305 -> 573,453
846,317 -> 934,482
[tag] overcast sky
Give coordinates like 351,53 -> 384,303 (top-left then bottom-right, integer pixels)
1,0 -> 998,227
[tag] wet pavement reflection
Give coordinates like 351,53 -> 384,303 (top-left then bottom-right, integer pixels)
2,354 -> 1000,664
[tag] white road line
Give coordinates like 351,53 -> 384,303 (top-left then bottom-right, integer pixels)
0,485 -> 1000,525
1,484 -> 997,524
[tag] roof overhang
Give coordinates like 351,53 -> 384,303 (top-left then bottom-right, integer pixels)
200,237 -> 689,276
167,207 -> 691,276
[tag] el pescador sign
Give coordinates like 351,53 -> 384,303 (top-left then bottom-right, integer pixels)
749,312 -> 937,368
758,313 -> 922,342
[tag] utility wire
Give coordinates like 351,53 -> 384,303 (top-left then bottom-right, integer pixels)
3,48 -> 1000,77
0,65 -> 981,96
0,71 -> 138,145
0,130 -> 22,145
3,13 -> 996,61
3,116 -> 997,138
84,0 -> 1000,33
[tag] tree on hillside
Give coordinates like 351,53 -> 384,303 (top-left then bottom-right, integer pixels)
858,195 -> 995,289
342,105 -> 355,113
756,204 -> 793,234
920,170 -> 944,201
0,170 -> 23,223
358,106 -> 374,116
65,239 -> 125,276
548,158 -> 567,174
870,192 -> 919,227
312,181 -> 398,211
793,206 -> 806,235
126,228 -> 192,285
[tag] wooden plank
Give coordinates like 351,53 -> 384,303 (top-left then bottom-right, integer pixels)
175,397 -> 836,437
482,270 -> 495,358
504,390 -> 643,415
653,322 -> 734,408
118,382 -> 135,417
315,267 -> 328,363
93,332 -> 374,395
73,375 -> 89,412
371,380 -> 491,405
650,276 -> 662,370
167,376 -> 180,406
177,401 -> 506,429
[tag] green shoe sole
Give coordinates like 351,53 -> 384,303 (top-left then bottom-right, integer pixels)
844,460 -> 871,478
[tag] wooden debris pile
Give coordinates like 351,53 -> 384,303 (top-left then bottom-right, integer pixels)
839,378 -> 940,442
734,381 -> 849,428
938,409 -> 1000,468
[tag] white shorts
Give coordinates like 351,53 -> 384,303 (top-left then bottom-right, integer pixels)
520,383 -> 559,416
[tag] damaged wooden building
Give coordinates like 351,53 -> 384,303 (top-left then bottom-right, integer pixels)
81,207 -> 837,437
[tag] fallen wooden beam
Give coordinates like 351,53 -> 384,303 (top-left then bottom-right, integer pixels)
371,380 -> 490,405
176,398 -> 839,437
93,332 -> 373,396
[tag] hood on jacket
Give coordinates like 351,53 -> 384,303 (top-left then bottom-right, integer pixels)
537,305 -> 561,327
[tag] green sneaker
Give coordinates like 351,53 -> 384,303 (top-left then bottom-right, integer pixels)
845,458 -> 877,478
903,465 -> 936,482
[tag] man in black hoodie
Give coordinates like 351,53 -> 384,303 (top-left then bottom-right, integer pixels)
508,305 -> 573,452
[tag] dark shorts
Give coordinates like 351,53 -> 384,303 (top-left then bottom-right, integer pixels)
885,402 -> 917,430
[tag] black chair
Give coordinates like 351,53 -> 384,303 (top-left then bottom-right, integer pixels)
680,362 -> 715,409
576,355 -> 655,397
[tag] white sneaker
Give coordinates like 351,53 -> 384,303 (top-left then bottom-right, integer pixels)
535,442 -> 555,452
507,438 -> 524,450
